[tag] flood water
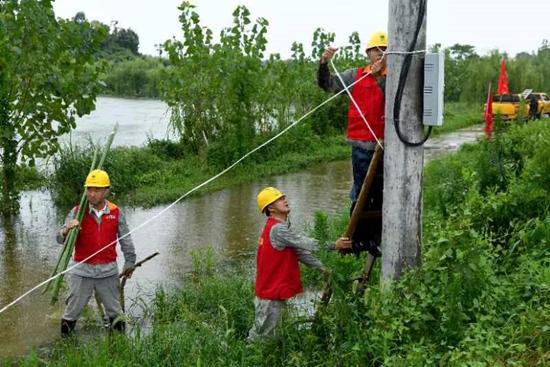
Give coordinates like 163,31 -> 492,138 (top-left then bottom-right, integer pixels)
0,97 -> 483,357
59,96 -> 174,148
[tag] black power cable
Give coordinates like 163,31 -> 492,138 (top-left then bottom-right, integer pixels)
392,0 -> 432,146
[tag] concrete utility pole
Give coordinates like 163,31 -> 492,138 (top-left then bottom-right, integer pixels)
381,0 -> 427,281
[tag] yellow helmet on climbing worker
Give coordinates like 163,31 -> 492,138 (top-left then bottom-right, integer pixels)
366,31 -> 388,51
257,187 -> 285,213
84,169 -> 111,188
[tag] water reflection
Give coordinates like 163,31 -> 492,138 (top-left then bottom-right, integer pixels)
1,217 -> 19,307
0,192 -> 62,357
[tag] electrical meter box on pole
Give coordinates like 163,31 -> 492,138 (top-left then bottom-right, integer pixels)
423,52 -> 444,126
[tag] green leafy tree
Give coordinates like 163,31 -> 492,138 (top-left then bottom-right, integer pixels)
443,44 -> 480,102
160,2 -> 367,167
0,0 -> 107,215
161,2 -> 269,160
311,27 -> 335,60
161,1 -> 216,154
439,41 -> 550,103
107,25 -> 140,55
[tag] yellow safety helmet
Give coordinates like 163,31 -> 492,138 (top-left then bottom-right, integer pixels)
257,187 -> 285,213
84,169 -> 111,188
366,31 -> 388,51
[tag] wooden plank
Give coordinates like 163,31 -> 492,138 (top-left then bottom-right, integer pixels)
344,145 -> 383,238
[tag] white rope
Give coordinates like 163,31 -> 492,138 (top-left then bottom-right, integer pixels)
329,59 -> 384,150
0,69 -> 376,316
383,49 -> 427,55
326,46 -> 429,150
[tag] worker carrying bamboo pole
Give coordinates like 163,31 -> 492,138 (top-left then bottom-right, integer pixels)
248,187 -> 351,341
56,169 -> 136,337
318,32 -> 388,256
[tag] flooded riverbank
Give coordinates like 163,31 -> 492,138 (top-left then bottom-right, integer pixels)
0,97 -> 484,357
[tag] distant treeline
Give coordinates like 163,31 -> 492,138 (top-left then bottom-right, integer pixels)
70,12 -> 166,98
77,10 -> 550,102
434,42 -> 550,102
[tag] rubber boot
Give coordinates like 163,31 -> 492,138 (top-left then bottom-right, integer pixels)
61,319 -> 76,338
109,317 -> 126,334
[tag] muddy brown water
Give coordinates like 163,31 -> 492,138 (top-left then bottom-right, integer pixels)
0,97 -> 483,357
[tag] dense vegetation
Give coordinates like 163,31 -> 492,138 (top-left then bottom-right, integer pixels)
69,11 -> 166,99
5,3 -> 550,212
10,119 -> 549,367
49,102 -> 481,208
2,3 -> 548,365
94,5 -> 550,106
60,5 -> 550,210
47,3 -> 488,208
434,42 -> 550,103
0,1 -> 107,215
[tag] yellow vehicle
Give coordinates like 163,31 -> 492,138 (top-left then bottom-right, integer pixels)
527,92 -> 550,118
491,94 -> 528,120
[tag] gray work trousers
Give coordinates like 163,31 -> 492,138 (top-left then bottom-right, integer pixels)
63,273 -> 122,321
247,298 -> 285,341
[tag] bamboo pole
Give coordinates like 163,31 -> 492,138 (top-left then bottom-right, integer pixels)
43,147 -> 98,294
46,124 -> 118,304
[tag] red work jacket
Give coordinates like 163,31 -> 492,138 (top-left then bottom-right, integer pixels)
347,65 -> 386,142
255,217 -> 303,300
73,201 -> 119,264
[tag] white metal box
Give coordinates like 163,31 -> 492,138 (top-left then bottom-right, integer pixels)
423,52 -> 445,126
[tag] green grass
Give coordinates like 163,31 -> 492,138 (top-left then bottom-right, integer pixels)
432,102 -> 483,135
8,120 -> 549,366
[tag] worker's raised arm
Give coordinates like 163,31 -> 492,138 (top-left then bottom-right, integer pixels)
318,47 -> 357,93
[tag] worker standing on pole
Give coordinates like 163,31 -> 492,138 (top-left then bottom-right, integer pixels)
57,169 -> 136,337
318,32 -> 388,255
248,187 -> 351,341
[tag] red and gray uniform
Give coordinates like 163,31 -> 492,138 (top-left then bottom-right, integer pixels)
57,201 -> 136,277
248,217 -> 323,341
318,62 -> 386,150
57,201 -> 136,321
318,62 -> 386,245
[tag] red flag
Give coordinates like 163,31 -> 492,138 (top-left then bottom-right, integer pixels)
484,84 -> 493,139
497,59 -> 509,95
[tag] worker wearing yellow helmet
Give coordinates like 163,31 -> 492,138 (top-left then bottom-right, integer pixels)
248,187 -> 351,341
57,169 -> 136,337
317,31 -> 387,258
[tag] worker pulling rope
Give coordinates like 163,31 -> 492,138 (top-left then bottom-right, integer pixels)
329,45 -> 431,150
0,68 -> 376,316
329,58 -> 384,150
0,42 -> 430,316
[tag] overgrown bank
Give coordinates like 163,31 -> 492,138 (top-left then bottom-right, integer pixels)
51,126 -> 350,208
50,102 -> 482,209
10,120 -> 549,366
